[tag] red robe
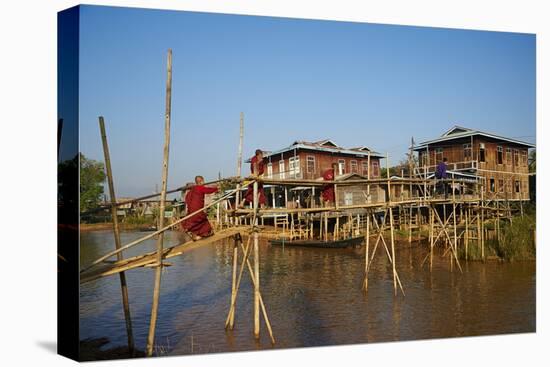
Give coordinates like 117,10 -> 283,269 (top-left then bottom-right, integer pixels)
244,155 -> 266,205
182,185 -> 218,237
321,168 -> 335,202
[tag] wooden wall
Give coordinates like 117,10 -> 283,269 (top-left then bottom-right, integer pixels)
264,149 -> 381,180
418,136 -> 530,199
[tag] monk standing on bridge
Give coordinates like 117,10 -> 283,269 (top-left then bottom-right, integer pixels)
321,163 -> 338,206
242,149 -> 267,208
181,175 -> 219,240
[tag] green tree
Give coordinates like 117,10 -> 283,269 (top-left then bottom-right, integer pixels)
80,153 -> 106,212
528,150 -> 536,173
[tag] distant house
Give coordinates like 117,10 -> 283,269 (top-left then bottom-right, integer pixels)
244,140 -> 385,208
251,139 -> 385,180
414,126 -> 535,200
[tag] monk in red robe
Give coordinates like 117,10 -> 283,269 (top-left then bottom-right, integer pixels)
242,149 -> 267,207
321,163 -> 338,205
181,175 -> 218,240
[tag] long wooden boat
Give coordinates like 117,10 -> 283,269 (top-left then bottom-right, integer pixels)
269,235 -> 364,249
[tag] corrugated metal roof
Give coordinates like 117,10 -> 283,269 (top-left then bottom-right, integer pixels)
415,126 -> 535,150
263,141 -> 385,159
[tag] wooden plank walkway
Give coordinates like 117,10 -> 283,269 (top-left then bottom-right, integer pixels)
80,227 -> 243,284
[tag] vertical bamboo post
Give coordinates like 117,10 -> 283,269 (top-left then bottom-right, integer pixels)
324,212 -> 328,242
476,211 -> 481,257
98,116 -> 135,355
146,49 -> 172,357
386,153 -> 397,295
229,235 -> 239,329
465,209 -> 469,261
452,177 -> 458,263
253,181 -> 260,339
363,213 -> 370,293
429,206 -> 434,271
408,206 -> 412,244
389,208 -> 397,296
235,112 -> 244,218
417,210 -> 421,242
334,184 -> 339,209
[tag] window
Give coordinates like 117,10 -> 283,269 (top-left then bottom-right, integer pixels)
362,161 -> 369,177
279,160 -> 285,179
289,157 -> 300,178
497,146 -> 503,165
513,149 -> 519,166
489,178 -> 495,192
350,160 -> 358,173
515,180 -> 520,193
344,192 -> 353,206
479,143 -> 485,162
498,179 -> 504,193
506,148 -> 512,164
267,163 -> 273,178
521,151 -> 528,166
372,161 -> 379,177
338,159 -> 345,175
435,147 -> 443,163
463,143 -> 472,161
306,156 -> 315,174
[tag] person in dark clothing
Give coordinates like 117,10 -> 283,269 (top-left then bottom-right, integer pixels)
242,149 -> 267,208
181,176 -> 219,240
435,158 -> 448,198
321,163 -> 339,206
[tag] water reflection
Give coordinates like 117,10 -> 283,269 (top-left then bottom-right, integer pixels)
80,230 -> 535,356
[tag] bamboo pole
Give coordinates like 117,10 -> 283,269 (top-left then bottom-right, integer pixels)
477,211 -> 481,256
408,206 -> 412,244
389,208 -> 397,295
229,235 -> 239,328
235,112 -> 244,220
452,177 -> 458,270
430,206 -> 434,271
146,49 -> 172,357
253,182 -> 260,339
465,209 -> 469,261
324,211 -> 328,242
237,241 -> 275,344
363,213 -> 370,293
225,237 -> 252,328
481,208 -> 485,261
98,116 -> 135,354
385,153 -> 398,296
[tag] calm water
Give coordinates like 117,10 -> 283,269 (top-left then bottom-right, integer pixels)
80,230 -> 535,356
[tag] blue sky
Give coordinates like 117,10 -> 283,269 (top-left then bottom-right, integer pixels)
78,5 -> 535,197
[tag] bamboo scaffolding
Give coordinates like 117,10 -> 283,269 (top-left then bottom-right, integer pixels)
81,184 -> 250,274
98,116 -> 135,354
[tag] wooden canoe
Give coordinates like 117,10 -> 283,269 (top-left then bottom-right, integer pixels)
269,235 -> 364,249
